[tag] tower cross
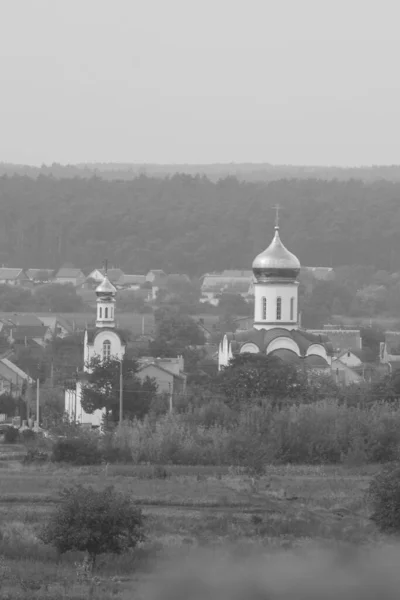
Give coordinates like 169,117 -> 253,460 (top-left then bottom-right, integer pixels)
104,259 -> 108,275
272,204 -> 281,228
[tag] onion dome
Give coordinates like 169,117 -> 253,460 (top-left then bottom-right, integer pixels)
252,226 -> 300,282
95,275 -> 116,297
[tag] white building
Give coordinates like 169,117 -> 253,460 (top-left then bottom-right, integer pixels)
218,219 -> 333,370
65,273 -> 126,428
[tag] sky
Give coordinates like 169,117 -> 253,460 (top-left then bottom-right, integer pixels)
0,0 -> 399,166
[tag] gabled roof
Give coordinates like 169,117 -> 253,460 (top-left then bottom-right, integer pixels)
117,274 -> 146,286
56,268 -> 84,278
26,268 -> 54,280
0,358 -> 33,382
137,362 -> 185,381
7,314 -> 43,327
10,325 -> 49,341
148,269 -> 167,276
0,268 -> 26,280
93,268 -> 124,283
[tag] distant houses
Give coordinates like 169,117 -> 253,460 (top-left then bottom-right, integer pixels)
0,268 -> 30,286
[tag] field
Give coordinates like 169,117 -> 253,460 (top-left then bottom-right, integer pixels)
0,443 -> 389,599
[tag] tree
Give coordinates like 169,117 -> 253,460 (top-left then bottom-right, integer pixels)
81,356 -> 158,422
369,464 -> 400,534
218,293 -> 252,317
33,283 -> 84,312
150,307 -> 206,357
215,353 -> 308,406
39,485 -> 145,570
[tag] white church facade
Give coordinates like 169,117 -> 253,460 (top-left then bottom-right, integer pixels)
218,216 -> 334,370
65,273 -> 126,427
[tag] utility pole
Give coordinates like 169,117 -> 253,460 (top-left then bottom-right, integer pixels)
35,379 -> 40,429
119,358 -> 123,427
168,382 -> 173,413
26,371 -> 31,421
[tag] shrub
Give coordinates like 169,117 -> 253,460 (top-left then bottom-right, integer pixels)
20,428 -> 36,442
39,484 -> 145,569
369,463 -> 400,533
51,435 -> 102,465
3,426 -> 19,444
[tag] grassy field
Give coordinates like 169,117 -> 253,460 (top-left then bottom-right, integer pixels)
0,442 -> 388,599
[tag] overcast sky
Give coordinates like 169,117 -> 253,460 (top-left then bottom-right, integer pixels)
1,0 -> 399,166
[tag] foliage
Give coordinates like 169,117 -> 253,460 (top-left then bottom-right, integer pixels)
33,283 -> 84,312
150,307 -> 206,357
215,353 -> 308,405
39,484 -> 145,568
81,356 -> 158,422
3,425 -> 19,443
51,433 -> 103,465
369,463 -> 400,533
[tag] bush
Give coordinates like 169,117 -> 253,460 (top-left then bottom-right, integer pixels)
20,428 -> 36,443
3,426 -> 19,444
39,484 -> 145,569
51,435 -> 102,465
369,463 -> 400,533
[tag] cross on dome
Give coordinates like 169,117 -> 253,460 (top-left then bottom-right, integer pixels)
272,204 -> 281,229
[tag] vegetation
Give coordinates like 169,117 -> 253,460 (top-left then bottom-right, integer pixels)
369,463 -> 400,534
39,485 -> 144,570
2,175 -> 400,278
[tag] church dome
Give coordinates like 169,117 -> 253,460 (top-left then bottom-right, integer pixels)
252,226 -> 300,282
96,275 -> 117,296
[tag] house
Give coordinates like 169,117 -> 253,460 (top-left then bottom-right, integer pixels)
0,358 -> 34,397
55,267 -> 85,287
201,270 -> 254,304
115,274 -> 146,290
331,358 -> 364,386
146,270 -> 167,284
86,268 -> 125,286
8,324 -> 51,347
26,269 -> 54,283
36,315 -> 73,338
6,314 -> 44,328
137,356 -> 187,397
307,328 -> 362,354
0,268 -> 30,286
335,349 -> 363,368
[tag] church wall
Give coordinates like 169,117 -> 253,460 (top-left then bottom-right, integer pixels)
84,330 -> 125,368
239,343 -> 260,354
305,344 -> 330,363
266,337 -> 301,356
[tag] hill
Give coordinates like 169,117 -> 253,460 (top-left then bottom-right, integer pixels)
0,174 -> 400,275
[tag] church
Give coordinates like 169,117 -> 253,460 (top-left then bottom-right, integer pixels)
65,271 -> 126,428
218,213 -> 334,370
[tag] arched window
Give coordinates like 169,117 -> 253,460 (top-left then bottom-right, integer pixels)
262,297 -> 267,320
103,340 -> 111,361
105,307 -> 108,318
276,297 -> 282,320
290,297 -> 294,321
99,307 -> 102,319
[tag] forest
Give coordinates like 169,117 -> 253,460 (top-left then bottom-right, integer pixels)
0,173 -> 400,276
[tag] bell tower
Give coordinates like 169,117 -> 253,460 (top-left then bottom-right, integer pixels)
95,260 -> 116,328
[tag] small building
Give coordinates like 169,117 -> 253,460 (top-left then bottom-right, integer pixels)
8,324 -> 51,347
26,269 -> 54,283
115,274 -> 146,290
86,268 -> 125,285
55,267 -> 86,287
137,356 -> 186,397
331,358 -> 364,386
36,315 -> 73,338
0,358 -> 34,397
0,268 -> 30,286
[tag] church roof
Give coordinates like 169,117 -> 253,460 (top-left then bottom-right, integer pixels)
252,226 -> 301,282
225,327 -> 333,360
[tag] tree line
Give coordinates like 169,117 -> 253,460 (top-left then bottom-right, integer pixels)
1,175 -> 400,275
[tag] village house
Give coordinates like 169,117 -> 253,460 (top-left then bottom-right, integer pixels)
55,267 -> 85,287
145,270 -> 167,284
0,358 -> 33,397
86,267 -> 125,286
115,274 -> 146,290
137,356 -> 187,397
26,268 -> 55,283
0,268 -> 30,286
201,270 -> 254,304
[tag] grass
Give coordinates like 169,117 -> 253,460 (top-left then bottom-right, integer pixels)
0,457 -> 387,599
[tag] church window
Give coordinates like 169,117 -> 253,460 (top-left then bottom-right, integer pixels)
262,297 -> 267,320
105,307 -> 108,318
103,340 -> 111,361
276,297 -> 282,320
290,297 -> 294,320
99,307 -> 102,319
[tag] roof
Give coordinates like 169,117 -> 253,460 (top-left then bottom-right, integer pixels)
93,268 -> 124,283
225,326 -> 333,361
26,268 -> 54,280
10,325 -> 49,341
0,358 -> 33,382
37,315 -> 73,332
148,270 -> 167,276
56,268 -> 84,278
6,314 -> 43,327
137,362 -> 185,381
307,329 -> 361,352
0,268 -> 26,280
117,274 -> 146,286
